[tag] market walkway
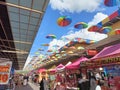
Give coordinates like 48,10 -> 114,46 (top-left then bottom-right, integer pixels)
15,82 -> 39,90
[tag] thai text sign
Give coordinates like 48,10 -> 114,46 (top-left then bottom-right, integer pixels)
0,61 -> 12,84
80,56 -> 120,67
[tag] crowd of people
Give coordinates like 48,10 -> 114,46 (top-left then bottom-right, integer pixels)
14,74 -> 29,86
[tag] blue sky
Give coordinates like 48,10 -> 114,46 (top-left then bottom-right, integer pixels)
24,0 -> 118,68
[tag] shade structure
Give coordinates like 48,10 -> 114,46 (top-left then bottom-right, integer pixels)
104,0 -> 120,7
41,44 -> 49,46
48,69 -> 56,73
56,64 -> 64,68
56,64 -> 65,71
66,57 -> 88,70
115,29 -> 120,35
38,68 -> 46,73
57,16 -> 72,27
100,26 -> 112,34
91,43 -> 120,60
46,34 -> 56,39
74,22 -> 88,29
88,25 -> 101,32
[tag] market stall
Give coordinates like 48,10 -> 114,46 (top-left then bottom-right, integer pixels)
80,43 -> 120,90
65,57 -> 89,90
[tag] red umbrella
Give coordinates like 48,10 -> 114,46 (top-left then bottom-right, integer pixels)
115,29 -> 120,35
88,25 -> 101,32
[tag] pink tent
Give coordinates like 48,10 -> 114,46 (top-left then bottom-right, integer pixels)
66,57 -> 88,70
38,68 -> 46,73
56,64 -> 64,68
56,64 -> 65,71
91,43 -> 120,60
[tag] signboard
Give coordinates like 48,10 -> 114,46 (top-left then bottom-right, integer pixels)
0,61 -> 12,85
80,56 -> 120,67
86,49 -> 98,56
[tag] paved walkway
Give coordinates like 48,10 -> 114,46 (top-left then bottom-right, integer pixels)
15,82 -> 39,90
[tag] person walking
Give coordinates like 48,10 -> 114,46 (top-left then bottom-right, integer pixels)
39,78 -> 45,90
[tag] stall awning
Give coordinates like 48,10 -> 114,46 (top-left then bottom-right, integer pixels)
66,57 -> 88,70
91,43 -> 120,60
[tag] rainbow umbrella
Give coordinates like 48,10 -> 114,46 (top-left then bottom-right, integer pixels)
84,39 -> 96,44
88,25 -> 101,32
35,52 -> 40,55
57,16 -> 72,27
38,48 -> 44,51
41,44 -> 49,46
77,46 -> 85,50
74,22 -> 88,29
69,46 -> 76,49
61,50 -> 66,53
46,34 -> 56,39
104,0 -> 120,7
47,50 -> 53,52
115,29 -> 120,35
100,26 -> 112,34
67,51 -> 74,54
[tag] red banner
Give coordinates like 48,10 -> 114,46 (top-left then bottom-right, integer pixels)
0,61 -> 12,84
87,49 -> 97,56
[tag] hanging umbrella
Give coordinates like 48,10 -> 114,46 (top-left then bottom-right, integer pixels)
115,29 -> 120,35
84,39 -> 96,44
67,51 -> 74,54
69,46 -> 76,49
47,50 -> 53,52
35,52 -> 40,55
88,25 -> 101,32
38,48 -> 44,51
77,46 -> 85,50
104,0 -> 120,7
100,26 -> 112,34
57,16 -> 72,27
46,34 -> 56,39
41,44 -> 49,46
61,50 -> 66,53
74,22 -> 88,29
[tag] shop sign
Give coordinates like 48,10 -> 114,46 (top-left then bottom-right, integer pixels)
0,61 -> 12,85
86,49 -> 98,56
80,57 -> 120,67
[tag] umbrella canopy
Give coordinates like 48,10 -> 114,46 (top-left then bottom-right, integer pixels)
38,68 -> 46,73
88,25 -> 101,32
115,29 -> 120,35
41,44 -> 49,46
91,43 -> 120,60
74,22 -> 88,29
100,26 -> 112,34
57,16 -> 72,27
104,0 -> 120,7
46,34 -> 56,39
56,64 -> 64,68
66,57 -> 88,69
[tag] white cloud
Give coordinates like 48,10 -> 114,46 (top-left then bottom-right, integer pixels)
88,12 -> 108,26
48,12 -> 108,50
50,0 -> 102,13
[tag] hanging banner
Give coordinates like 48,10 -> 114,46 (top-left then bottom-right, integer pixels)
86,49 -> 98,56
0,61 -> 12,85
80,56 -> 120,67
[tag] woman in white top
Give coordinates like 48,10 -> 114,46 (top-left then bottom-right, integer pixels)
95,80 -> 101,90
